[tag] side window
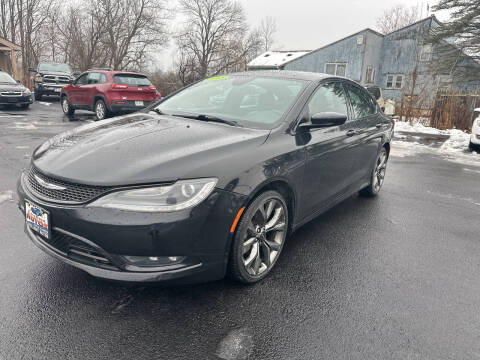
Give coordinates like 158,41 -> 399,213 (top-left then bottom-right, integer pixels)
75,73 -> 88,86
87,72 -> 101,84
307,82 -> 348,119
100,74 -> 107,83
345,84 -> 376,119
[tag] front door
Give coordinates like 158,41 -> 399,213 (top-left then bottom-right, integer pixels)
69,73 -> 88,105
298,81 -> 359,220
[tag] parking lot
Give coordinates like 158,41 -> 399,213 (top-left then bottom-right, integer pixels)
1,100 -> 480,359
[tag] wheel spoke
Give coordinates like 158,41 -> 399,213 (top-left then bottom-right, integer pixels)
253,248 -> 262,274
243,237 -> 256,254
261,242 -> 271,267
246,222 -> 256,238
265,200 -> 275,219
265,239 -> 281,252
244,242 -> 258,267
265,207 -> 282,231
267,221 -> 285,233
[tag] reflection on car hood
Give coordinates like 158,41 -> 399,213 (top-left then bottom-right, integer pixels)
33,113 -> 269,186
38,71 -> 72,77
0,83 -> 27,92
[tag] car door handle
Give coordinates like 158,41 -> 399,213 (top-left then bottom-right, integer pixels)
346,129 -> 356,137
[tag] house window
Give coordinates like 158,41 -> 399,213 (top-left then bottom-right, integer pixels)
325,63 -> 347,77
386,74 -> 404,89
366,67 -> 375,84
420,44 -> 433,62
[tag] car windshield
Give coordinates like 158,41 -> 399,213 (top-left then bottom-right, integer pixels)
114,74 -> 152,86
156,75 -> 306,130
38,63 -> 72,74
0,72 -> 16,84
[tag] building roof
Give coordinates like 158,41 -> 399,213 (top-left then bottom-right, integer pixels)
247,50 -> 311,69
0,36 -> 21,51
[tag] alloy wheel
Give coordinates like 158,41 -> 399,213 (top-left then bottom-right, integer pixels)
372,150 -> 387,192
96,101 -> 105,120
242,197 -> 287,276
62,98 -> 69,113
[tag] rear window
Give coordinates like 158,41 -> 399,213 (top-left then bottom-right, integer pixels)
113,74 -> 151,86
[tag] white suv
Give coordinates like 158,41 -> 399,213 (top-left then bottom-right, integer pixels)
470,108 -> 480,151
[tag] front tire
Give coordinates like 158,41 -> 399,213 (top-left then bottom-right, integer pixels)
61,96 -> 75,115
20,103 -> 30,109
229,190 -> 289,284
360,147 -> 388,197
94,99 -> 108,121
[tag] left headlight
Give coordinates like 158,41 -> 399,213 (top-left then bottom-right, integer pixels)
23,88 -> 31,95
88,178 -> 218,212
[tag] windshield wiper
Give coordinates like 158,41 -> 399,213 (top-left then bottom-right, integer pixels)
171,113 -> 241,127
151,108 -> 165,115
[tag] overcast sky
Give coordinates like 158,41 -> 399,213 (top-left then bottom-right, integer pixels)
156,0 -> 451,70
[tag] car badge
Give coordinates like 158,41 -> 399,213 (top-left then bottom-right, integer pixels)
34,174 -> 66,191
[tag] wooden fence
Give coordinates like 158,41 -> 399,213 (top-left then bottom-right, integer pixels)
431,92 -> 480,131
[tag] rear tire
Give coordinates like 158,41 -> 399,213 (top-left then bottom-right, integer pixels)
94,99 -> 109,121
469,141 -> 478,152
61,96 -> 75,115
229,190 -> 289,284
360,147 -> 388,197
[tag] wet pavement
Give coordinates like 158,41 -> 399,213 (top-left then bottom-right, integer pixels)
1,102 -> 480,359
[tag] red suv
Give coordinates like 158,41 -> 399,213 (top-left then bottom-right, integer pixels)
60,69 -> 160,120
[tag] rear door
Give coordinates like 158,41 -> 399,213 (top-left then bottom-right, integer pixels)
298,81 -> 358,219
112,74 -> 156,107
83,72 -> 103,107
344,83 -> 383,184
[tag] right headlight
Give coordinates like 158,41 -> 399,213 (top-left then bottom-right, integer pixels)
88,178 -> 217,212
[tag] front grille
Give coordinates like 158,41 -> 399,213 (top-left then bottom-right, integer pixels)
43,75 -> 70,84
26,166 -> 114,204
41,230 -> 117,269
1,91 -> 22,96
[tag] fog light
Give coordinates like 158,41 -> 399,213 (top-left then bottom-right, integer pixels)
123,255 -> 185,267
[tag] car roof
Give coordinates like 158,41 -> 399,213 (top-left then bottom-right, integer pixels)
87,69 -> 146,76
226,70 -> 335,82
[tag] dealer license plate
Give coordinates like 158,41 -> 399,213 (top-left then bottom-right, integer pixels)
25,200 -> 50,239
135,101 -> 144,106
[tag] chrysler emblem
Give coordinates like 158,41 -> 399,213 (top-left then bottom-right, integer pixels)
34,174 -> 66,191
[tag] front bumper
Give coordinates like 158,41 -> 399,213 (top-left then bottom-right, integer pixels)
35,83 -> 65,96
0,94 -> 33,105
17,172 -> 246,283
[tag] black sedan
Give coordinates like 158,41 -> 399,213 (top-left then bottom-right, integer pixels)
0,70 -> 33,108
17,71 -> 394,284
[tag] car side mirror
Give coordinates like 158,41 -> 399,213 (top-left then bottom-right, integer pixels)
300,112 -> 347,129
72,72 -> 81,77
28,67 -> 37,73
16,80 -> 21,84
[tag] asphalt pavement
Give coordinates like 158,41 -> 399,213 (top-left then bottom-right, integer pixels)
1,100 -> 480,360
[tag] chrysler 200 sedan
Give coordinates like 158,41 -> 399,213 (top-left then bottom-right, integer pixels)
17,71 -> 394,284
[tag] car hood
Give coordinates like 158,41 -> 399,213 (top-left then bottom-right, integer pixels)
0,83 -> 27,92
39,71 -> 72,77
32,113 -> 269,186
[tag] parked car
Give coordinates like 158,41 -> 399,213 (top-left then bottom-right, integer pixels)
29,62 -> 75,101
470,108 -> 480,151
17,71 -> 394,284
366,85 -> 385,111
0,69 -> 33,108
60,69 -> 159,120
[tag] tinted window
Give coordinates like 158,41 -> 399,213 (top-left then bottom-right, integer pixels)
345,84 -> 376,118
87,72 -> 101,84
307,82 -> 348,119
75,73 -> 88,85
157,75 -> 306,130
113,74 -> 151,86
38,63 -> 72,74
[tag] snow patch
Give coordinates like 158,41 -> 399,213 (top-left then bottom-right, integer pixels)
216,328 -> 254,360
38,101 -> 52,106
0,190 -> 14,205
7,122 -> 38,130
15,145 -> 29,149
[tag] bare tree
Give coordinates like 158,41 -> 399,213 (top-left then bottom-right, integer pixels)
176,0 -> 260,82
376,4 -> 422,34
258,16 -> 277,52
